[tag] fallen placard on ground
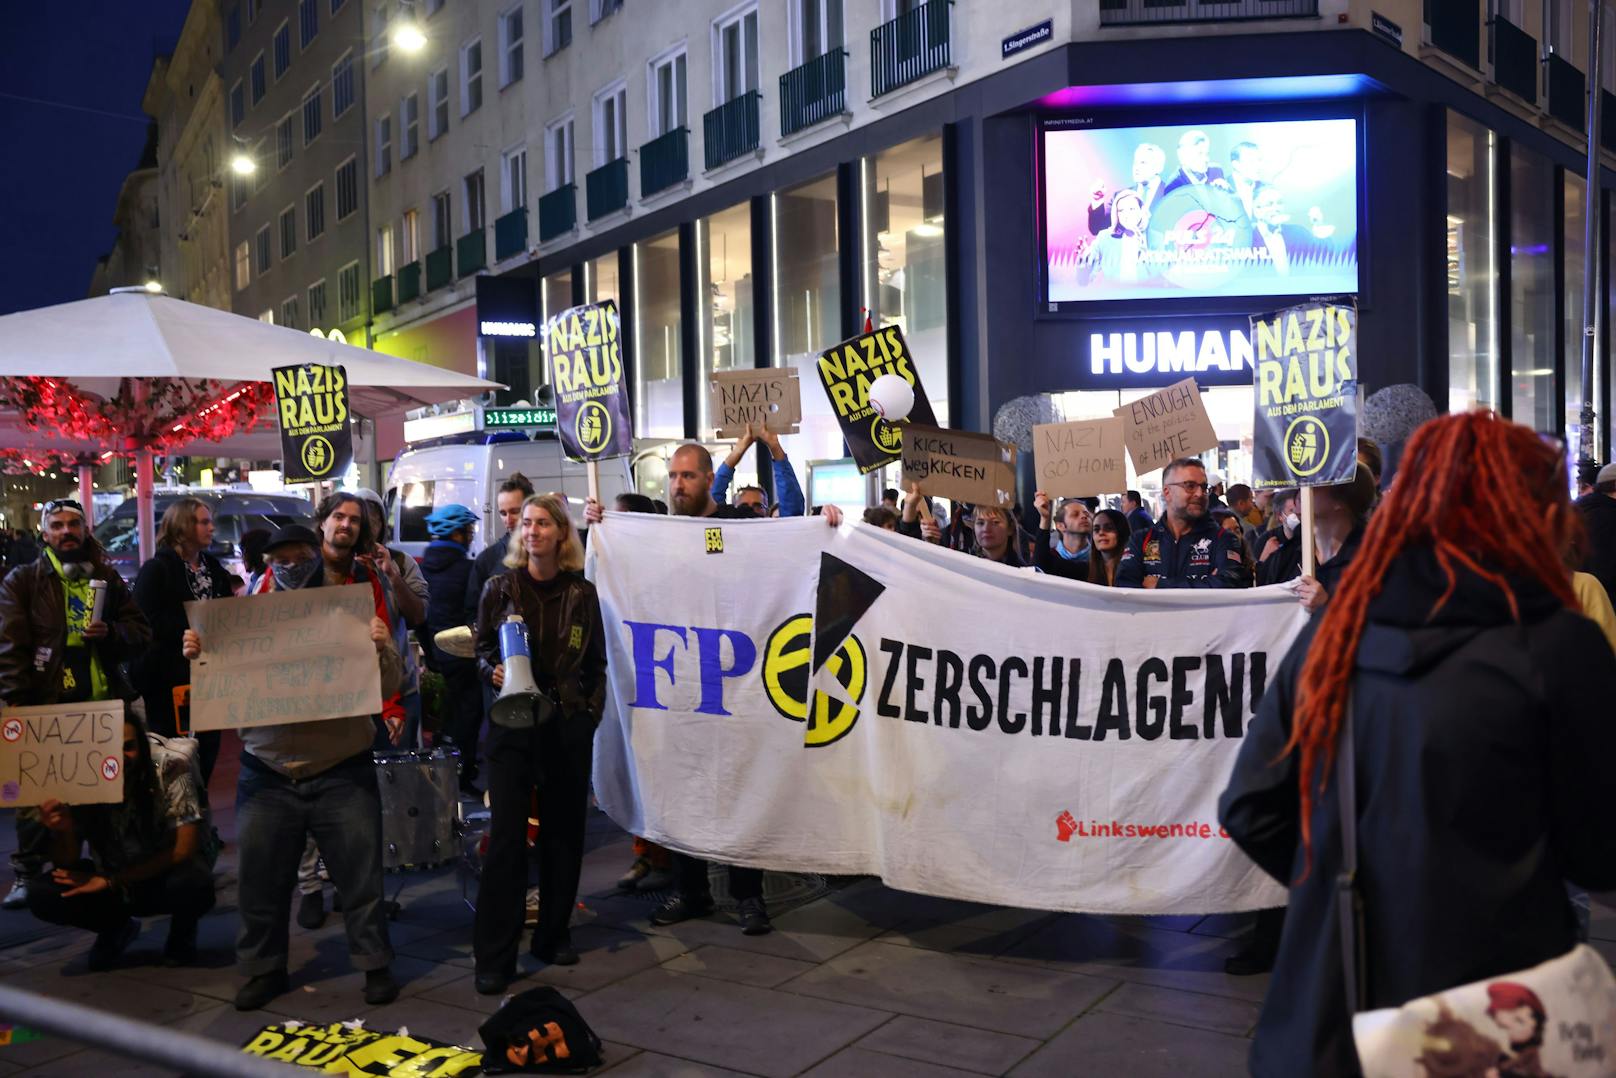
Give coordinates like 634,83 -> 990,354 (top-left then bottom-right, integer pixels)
185,584 -> 383,731
710,368 -> 802,438
0,701 -> 125,807
1032,417 -> 1127,498
901,425 -> 1017,507
1113,377 -> 1220,475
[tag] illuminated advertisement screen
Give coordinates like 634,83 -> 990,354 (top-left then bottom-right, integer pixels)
1043,118 -> 1359,304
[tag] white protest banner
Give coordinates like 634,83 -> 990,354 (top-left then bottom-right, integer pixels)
588,514 -> 1304,914
185,584 -> 383,731
1032,417 -> 1127,498
0,701 -> 125,808
1114,377 -> 1221,475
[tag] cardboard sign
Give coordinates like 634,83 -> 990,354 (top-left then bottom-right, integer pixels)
709,368 -> 802,438
547,300 -> 633,462
1113,377 -> 1220,475
1250,300 -> 1359,489
274,363 -> 353,485
901,425 -> 1017,507
0,701 -> 125,807
185,585 -> 383,731
816,325 -> 940,474
1032,417 -> 1127,497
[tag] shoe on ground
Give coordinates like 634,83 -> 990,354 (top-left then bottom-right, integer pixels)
1223,944 -> 1277,977
296,890 -> 325,930
1,878 -> 28,911
737,897 -> 772,937
234,970 -> 290,1011
363,967 -> 399,1006
88,917 -> 139,971
531,932 -> 579,966
636,867 -> 674,893
475,964 -> 515,996
163,919 -> 199,966
616,857 -> 652,892
648,893 -> 714,927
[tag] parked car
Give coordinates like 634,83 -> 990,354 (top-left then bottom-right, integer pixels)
94,489 -> 316,583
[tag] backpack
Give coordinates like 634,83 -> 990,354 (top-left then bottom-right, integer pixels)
478,987 -> 603,1074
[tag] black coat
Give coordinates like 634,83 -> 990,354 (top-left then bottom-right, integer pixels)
130,547 -> 233,732
1576,491 -> 1616,602
1219,548 -> 1616,1077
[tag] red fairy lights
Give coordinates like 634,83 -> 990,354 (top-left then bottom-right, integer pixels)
0,377 -> 276,455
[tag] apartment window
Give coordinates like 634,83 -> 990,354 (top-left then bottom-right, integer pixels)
231,173 -> 248,212
461,39 -> 483,115
428,68 -> 450,139
594,82 -> 626,166
250,52 -> 266,104
377,225 -> 396,276
499,7 -> 524,86
649,49 -> 687,136
591,0 -> 624,24
465,169 -> 487,231
375,114 -> 392,176
280,296 -> 301,330
332,52 -> 355,117
546,0 -> 572,55
259,309 -> 275,325
502,147 -> 528,212
303,86 -> 323,146
299,0 -> 319,48
545,116 -> 574,190
715,7 -> 760,102
273,21 -> 291,78
306,182 -> 327,239
255,224 -> 273,273
227,3 -> 242,49
402,208 -> 421,262
794,0 -> 843,64
401,93 -> 420,158
432,191 -> 453,249
308,280 -> 328,324
230,82 -> 245,128
338,262 -> 362,322
234,241 -> 251,289
373,1 -> 390,66
331,0 -> 346,11
276,113 -> 295,169
279,205 -> 298,257
248,0 -> 261,23
336,157 -> 359,220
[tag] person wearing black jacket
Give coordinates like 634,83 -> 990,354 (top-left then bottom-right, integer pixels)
131,498 -> 235,785
1117,459 -> 1250,589
420,504 -> 482,792
1575,461 -> 1616,601
1254,468 -> 1374,612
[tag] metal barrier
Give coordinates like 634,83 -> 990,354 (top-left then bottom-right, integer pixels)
0,981 -> 300,1077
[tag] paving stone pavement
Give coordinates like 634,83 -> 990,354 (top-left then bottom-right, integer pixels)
0,734 -> 1609,1076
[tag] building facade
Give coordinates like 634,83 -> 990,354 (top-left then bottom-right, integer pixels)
87,125 -> 162,298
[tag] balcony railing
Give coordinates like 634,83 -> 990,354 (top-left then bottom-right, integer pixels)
586,158 -> 629,220
494,207 -> 528,260
781,49 -> 847,137
1545,52 -> 1585,131
538,185 -> 576,242
1100,0 -> 1317,24
703,91 -> 761,171
1425,0 -> 1481,71
425,245 -> 453,291
371,275 -> 393,315
871,0 -> 952,97
640,127 -> 689,197
457,228 -> 487,278
396,260 -> 422,304
1489,16 -> 1536,103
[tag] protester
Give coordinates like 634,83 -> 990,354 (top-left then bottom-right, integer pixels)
881,488 -> 900,510
183,523 -> 402,1011
1356,436 -> 1383,489
1123,490 -> 1153,534
971,505 -> 1023,567
1255,490 -> 1301,581
1218,412 -> 1616,1077
0,500 -> 151,913
1256,467 -> 1375,613
420,504 -> 483,793
1211,507 -> 1256,578
1226,484 -> 1265,536
862,507 -> 899,531
468,473 -> 537,617
1575,461 -> 1616,602
240,527 -> 271,591
1086,509 -> 1130,586
28,715 -> 217,968
713,422 -> 806,517
131,497 -> 234,786
472,494 -> 606,991
897,484 -> 944,544
355,487 -> 428,747
1031,492 -> 1091,579
615,492 -> 658,515
1117,460 -> 1251,588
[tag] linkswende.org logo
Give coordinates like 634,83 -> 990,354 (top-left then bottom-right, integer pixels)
762,614 -> 865,747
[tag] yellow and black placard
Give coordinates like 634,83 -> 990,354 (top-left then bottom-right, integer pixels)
816,325 -> 939,474
547,299 -> 632,463
273,363 -> 353,485
242,1020 -> 483,1075
1249,300 -> 1359,490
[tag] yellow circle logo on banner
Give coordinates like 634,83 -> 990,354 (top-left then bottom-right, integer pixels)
575,401 -> 612,456
301,435 -> 336,477
762,614 -> 865,748
1284,415 -> 1330,479
871,417 -> 904,455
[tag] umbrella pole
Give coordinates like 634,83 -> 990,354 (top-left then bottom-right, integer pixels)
134,379 -> 154,566
77,462 -> 95,529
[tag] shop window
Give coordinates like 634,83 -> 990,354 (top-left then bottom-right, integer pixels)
1510,145 -> 1556,433
634,230 -> 684,438
1446,112 -> 1498,414
697,202 -> 755,435
771,172 -> 842,465
586,253 -> 619,307
1565,172 -> 1589,455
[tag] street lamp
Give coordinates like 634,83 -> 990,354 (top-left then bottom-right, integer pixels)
143,280 -> 164,294
230,153 -> 257,176
391,22 -> 427,53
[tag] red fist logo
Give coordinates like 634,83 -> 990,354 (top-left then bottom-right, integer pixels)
1056,810 -> 1078,843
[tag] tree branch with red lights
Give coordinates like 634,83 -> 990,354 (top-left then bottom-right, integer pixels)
0,377 -> 277,454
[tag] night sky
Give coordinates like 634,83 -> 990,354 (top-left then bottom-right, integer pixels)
0,1 -> 193,317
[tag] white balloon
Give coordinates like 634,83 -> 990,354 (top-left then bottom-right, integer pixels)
867,374 -> 915,422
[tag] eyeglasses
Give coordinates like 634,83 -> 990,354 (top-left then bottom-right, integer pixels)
1167,481 -> 1209,493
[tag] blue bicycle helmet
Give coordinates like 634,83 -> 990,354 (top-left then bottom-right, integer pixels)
425,503 -> 480,538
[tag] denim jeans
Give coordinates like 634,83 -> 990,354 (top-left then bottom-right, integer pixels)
235,752 -> 392,976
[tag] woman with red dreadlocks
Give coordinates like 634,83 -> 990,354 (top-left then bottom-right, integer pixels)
1218,412 -> 1616,1077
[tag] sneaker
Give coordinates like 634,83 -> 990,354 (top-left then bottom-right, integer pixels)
736,897 -> 772,937
635,867 -> 675,893
531,932 -> 579,967
475,964 -> 514,996
87,918 -> 139,971
363,967 -> 399,1006
616,857 -> 652,892
1,878 -> 27,911
234,970 -> 290,1011
648,893 -> 714,927
296,890 -> 326,930
163,919 -> 199,966
524,887 -> 540,927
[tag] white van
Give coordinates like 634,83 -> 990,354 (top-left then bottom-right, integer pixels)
383,431 -> 633,559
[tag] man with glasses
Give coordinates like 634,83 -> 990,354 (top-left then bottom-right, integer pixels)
1117,459 -> 1251,589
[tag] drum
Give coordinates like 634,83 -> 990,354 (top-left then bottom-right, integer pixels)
374,748 -> 461,869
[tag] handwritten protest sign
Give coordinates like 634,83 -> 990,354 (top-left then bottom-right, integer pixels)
901,425 -> 1017,507
1113,378 -> 1220,475
0,701 -> 125,807
709,368 -> 802,438
1032,417 -> 1126,498
1250,300 -> 1359,489
186,584 -> 383,731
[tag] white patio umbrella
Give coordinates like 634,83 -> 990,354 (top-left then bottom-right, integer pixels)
0,291 -> 499,563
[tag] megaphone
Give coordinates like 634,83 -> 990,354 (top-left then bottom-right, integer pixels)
491,615 -> 548,728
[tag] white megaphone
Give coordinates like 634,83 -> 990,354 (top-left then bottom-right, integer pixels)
491,614 -> 547,728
